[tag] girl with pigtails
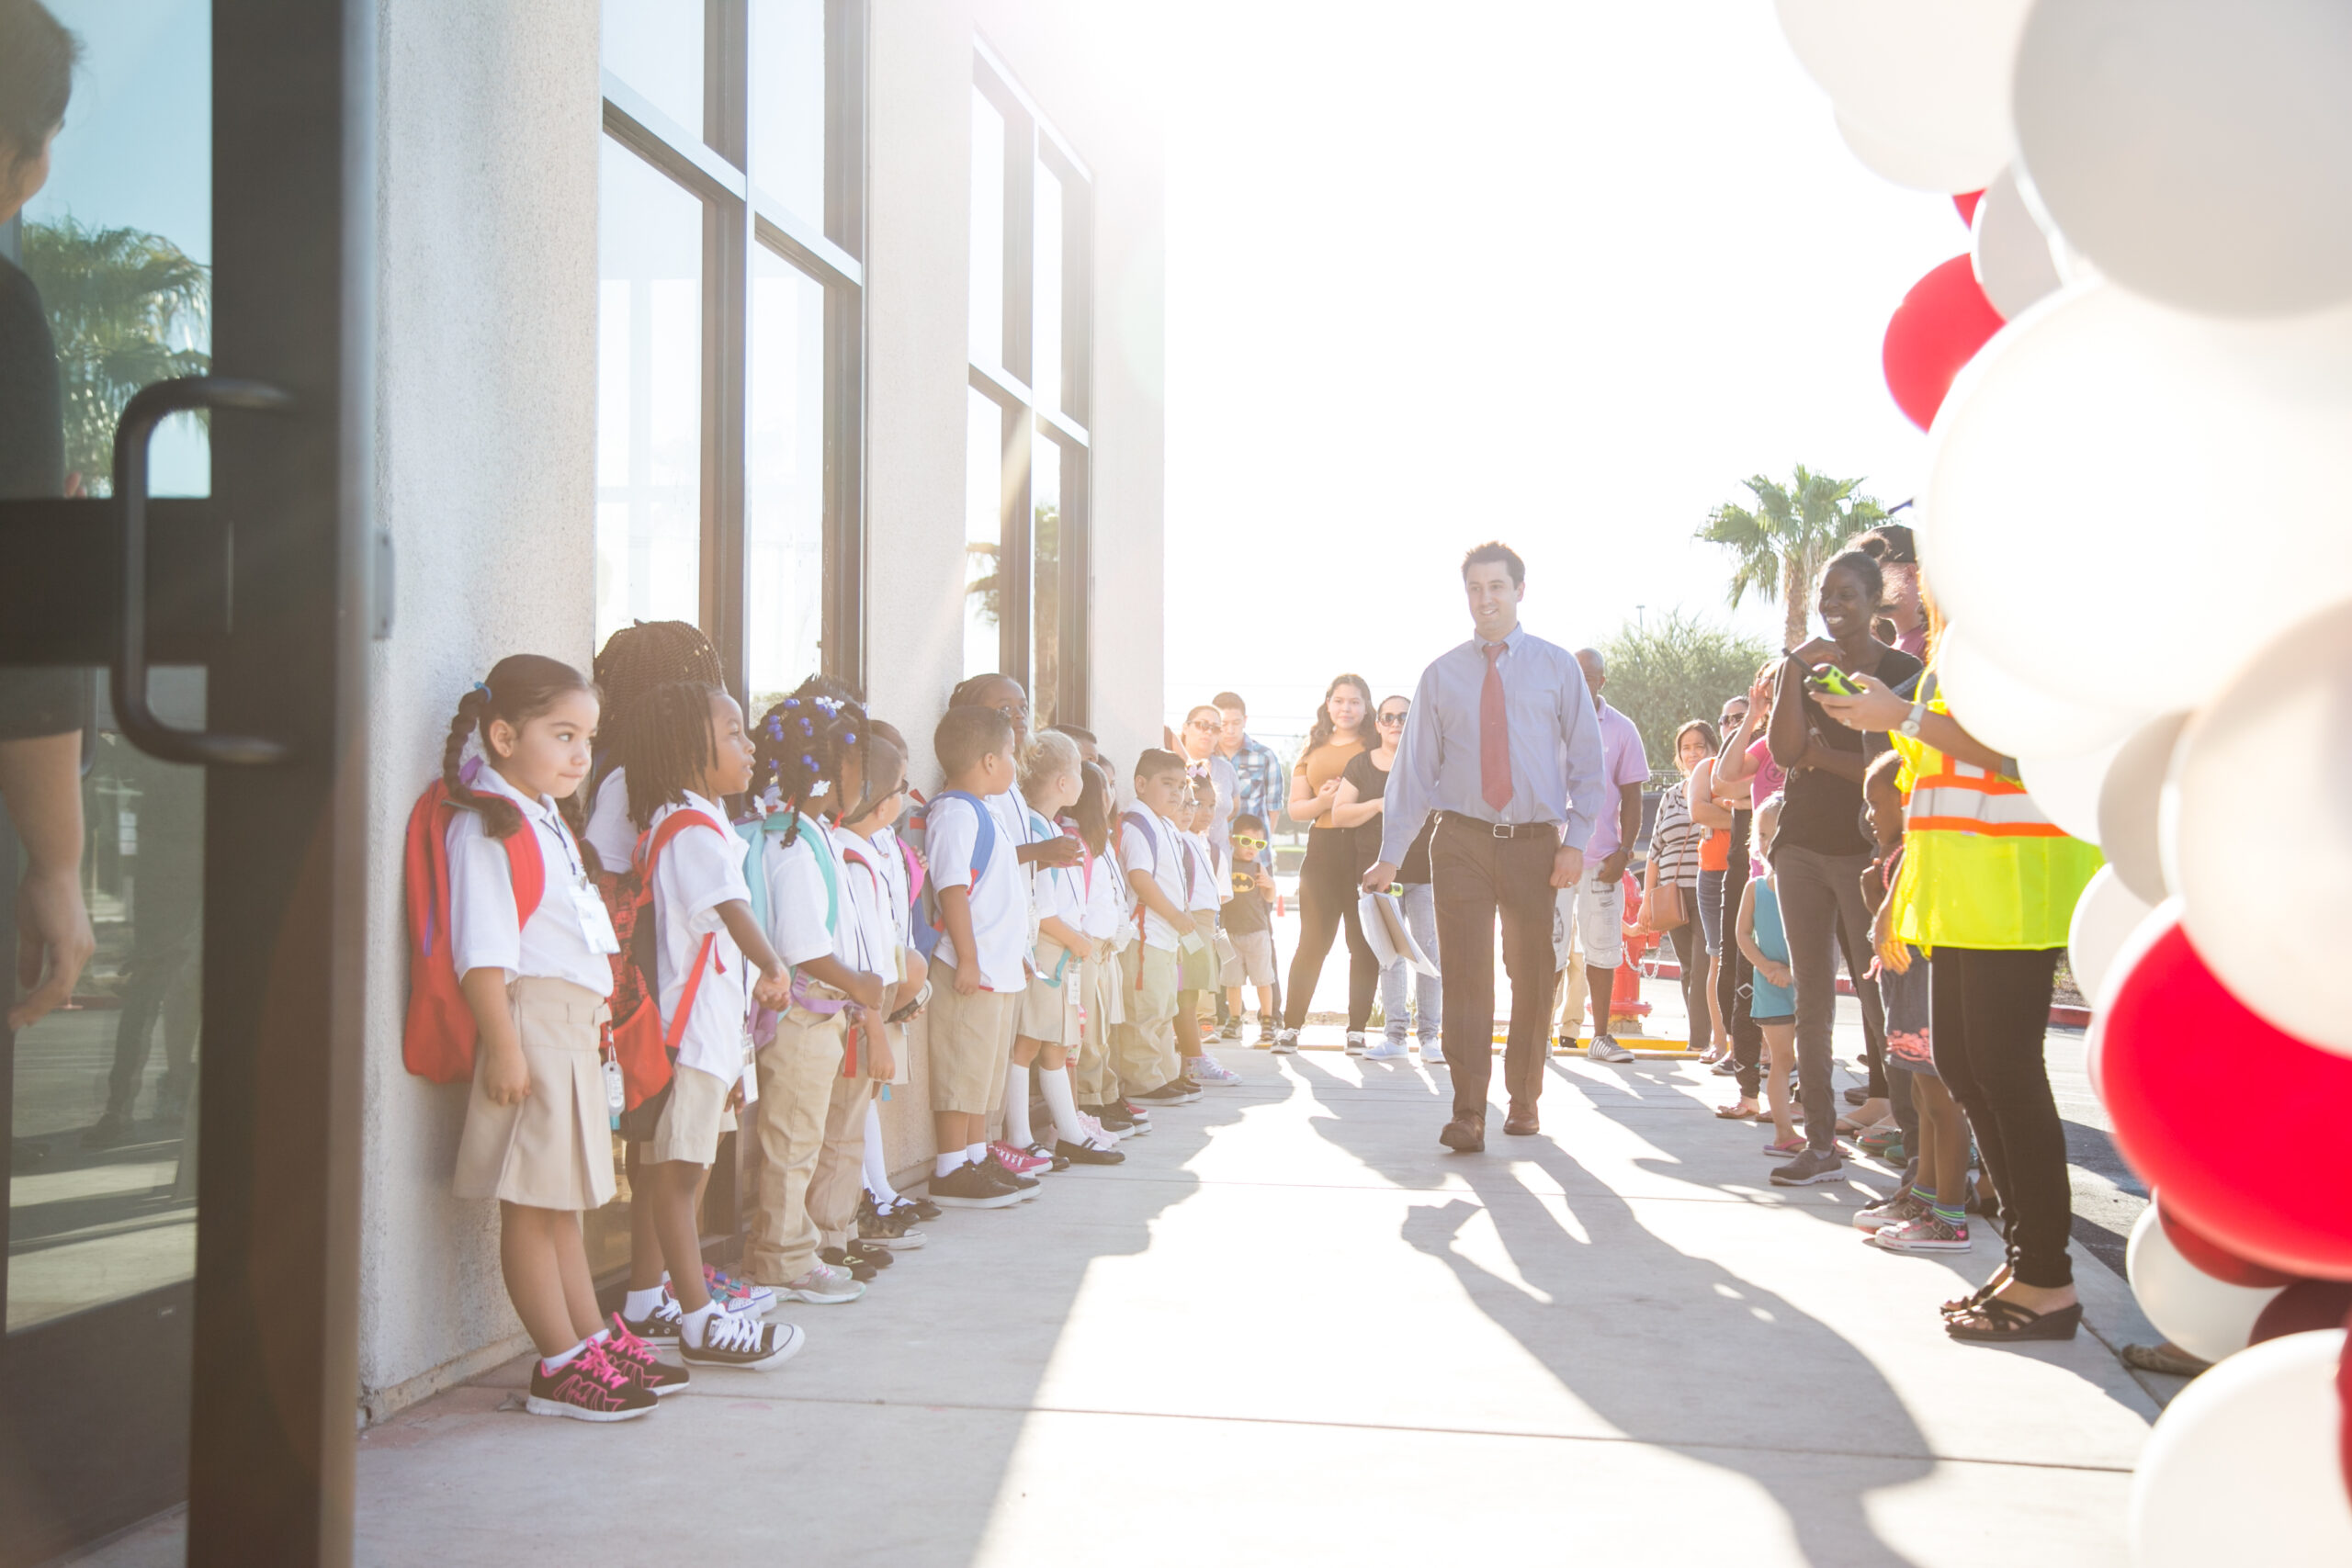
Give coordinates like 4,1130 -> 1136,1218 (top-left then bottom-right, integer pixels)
740,682 -> 893,1305
439,656 -> 682,1420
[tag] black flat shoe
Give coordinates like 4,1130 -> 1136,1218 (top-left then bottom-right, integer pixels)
1947,1298 -> 2081,1343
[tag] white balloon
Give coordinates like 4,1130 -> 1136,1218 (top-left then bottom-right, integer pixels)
1835,112 -> 2000,197
2173,602 -> 2352,1055
2098,711 -> 2190,904
2126,1204 -> 2287,1365
1970,168 -> 2065,321
2015,0 -> 2352,317
1923,283 -> 2352,716
1933,626 -> 2147,762
1777,0 -> 2030,194
2068,867 -> 2154,1006
2130,1329 -> 2352,1567
2016,736 -> 2120,846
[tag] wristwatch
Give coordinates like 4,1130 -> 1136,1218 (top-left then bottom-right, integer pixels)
1897,700 -> 1927,739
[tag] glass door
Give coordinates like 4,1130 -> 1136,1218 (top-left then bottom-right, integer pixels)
0,2 -> 365,1563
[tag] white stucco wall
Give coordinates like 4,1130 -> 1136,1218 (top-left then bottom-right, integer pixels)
352,0 -> 1159,1416
356,1 -> 601,1413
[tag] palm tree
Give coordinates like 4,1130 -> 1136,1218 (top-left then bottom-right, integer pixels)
19,216 -> 211,496
1696,466 -> 1886,651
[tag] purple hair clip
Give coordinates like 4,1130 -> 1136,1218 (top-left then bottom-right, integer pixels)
842,730 -> 856,746
801,754 -> 816,771
783,698 -> 800,710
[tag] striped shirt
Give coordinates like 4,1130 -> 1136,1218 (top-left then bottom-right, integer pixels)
1648,777 -> 1702,889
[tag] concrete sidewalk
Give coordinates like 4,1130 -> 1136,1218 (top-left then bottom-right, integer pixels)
85,1040 -> 2154,1568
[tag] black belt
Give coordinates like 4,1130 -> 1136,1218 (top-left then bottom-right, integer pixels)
1437,811 -> 1559,841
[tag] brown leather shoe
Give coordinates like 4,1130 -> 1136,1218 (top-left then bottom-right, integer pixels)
1438,1112 -> 1486,1153
1503,1102 -> 1540,1136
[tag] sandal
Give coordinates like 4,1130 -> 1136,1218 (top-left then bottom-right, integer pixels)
1941,1269 -> 2012,1315
1947,1296 -> 2081,1343
1714,1100 -> 1760,1120
1759,1135 -> 1805,1157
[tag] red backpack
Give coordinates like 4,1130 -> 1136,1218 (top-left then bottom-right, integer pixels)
607,807 -> 729,1116
401,771 -> 547,1084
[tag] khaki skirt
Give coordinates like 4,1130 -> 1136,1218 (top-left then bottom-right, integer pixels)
453,976 -> 616,1211
1018,938 -> 1082,1046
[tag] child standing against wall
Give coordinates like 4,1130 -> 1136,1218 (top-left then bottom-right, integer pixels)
1735,794 -> 1804,1167
1179,777 -> 1239,1087
1115,750 -> 1200,1109
1069,760 -> 1138,1135
1222,812 -> 1280,1045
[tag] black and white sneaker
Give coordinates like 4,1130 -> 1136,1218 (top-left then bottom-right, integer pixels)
892,1194 -> 944,1224
1770,1147 -> 1848,1187
1136,1079 -> 1202,1106
979,1152 -> 1043,1199
1270,1029 -> 1300,1055
1344,1032 -> 1367,1055
928,1161 -> 1024,1209
819,1246 -> 882,1282
858,1194 -> 928,1248
1056,1136 -> 1125,1166
618,1293 -> 684,1344
679,1310 -> 805,1371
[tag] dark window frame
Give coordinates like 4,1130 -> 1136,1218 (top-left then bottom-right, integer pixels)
600,0 -> 869,702
969,39 -> 1093,728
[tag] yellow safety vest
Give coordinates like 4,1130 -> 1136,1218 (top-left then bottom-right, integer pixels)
1888,684 -> 2102,953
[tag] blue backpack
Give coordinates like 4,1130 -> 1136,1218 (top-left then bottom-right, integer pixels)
735,810 -> 838,980
909,789 -> 1001,960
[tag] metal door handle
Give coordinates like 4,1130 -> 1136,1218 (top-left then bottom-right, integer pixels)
111,377 -> 296,766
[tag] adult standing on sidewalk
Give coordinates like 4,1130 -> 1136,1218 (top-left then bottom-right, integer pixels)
1762,550 -> 1920,1188
1215,692 -> 1285,833
1552,649 -> 1647,1064
1366,542 -> 1604,1153
1177,703 -> 1239,858
1331,694 -> 1441,1061
1275,674 -> 1379,1053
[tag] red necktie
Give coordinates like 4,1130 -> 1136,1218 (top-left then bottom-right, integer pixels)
1480,642 -> 1512,814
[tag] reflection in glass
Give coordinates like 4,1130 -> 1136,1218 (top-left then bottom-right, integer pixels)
1031,438 -> 1062,731
8,670 -> 204,1332
965,389 -> 1005,680
601,0 -> 707,147
17,0 -> 212,498
745,247 -> 825,713
1033,162 -> 1064,415
748,0 -> 826,227
596,141 -> 705,651
968,88 -> 1006,370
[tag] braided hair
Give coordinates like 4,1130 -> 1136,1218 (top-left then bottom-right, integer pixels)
753,676 -> 871,847
591,620 -> 723,789
623,680 -> 722,829
441,655 -> 596,840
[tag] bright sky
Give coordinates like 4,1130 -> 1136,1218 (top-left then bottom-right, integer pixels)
1160,1 -> 1964,744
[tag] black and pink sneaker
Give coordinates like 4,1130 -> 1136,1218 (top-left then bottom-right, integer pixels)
524,1341 -> 658,1422
604,1314 -> 691,1397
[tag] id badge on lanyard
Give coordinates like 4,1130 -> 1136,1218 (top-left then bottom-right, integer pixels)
571,879 -> 621,954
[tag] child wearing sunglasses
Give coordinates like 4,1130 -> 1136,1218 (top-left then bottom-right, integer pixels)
1222,812 -> 1281,1043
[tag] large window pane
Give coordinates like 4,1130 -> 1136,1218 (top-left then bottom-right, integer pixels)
596,141 -> 705,649
1031,436 -> 1063,730
968,88 -> 1006,369
1033,161 -> 1064,416
748,0 -> 826,225
18,0 -> 211,498
745,246 -> 825,712
964,389 -> 1005,680
602,0 -> 706,146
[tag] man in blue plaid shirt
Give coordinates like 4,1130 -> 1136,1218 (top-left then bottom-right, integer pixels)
1215,692 -> 1286,834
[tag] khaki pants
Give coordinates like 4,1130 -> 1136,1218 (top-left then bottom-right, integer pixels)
745,1007 -> 847,1283
1073,952 -> 1122,1106
1112,942 -> 1181,1095
807,1073 -> 875,1253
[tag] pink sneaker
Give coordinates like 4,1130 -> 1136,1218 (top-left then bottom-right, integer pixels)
989,1140 -> 1052,1176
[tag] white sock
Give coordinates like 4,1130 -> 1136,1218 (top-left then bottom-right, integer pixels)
542,1337 -> 589,1371
934,1150 -> 968,1179
681,1300 -> 721,1348
965,1141 -> 987,1166
1040,1066 -> 1089,1146
863,1102 -> 899,1204
622,1286 -> 664,1321
590,1327 -> 612,1345
1002,1064 -> 1035,1148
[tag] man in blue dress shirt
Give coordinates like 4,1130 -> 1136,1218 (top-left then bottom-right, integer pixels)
1365,542 -> 1606,1152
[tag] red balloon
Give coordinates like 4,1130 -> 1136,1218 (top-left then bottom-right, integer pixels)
2161,1200 -> 2300,1288
1882,255 -> 2005,431
1953,189 -> 1984,226
2098,915 -> 2352,1280
2250,1280 -> 2352,1345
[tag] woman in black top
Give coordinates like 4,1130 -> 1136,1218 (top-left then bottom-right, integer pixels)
1280,674 -> 1377,1054
1762,549 -> 1923,1181
1335,694 -> 1438,1060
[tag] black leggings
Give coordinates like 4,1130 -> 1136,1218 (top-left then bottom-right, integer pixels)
1930,945 -> 2071,1288
1666,914 -> 1705,1046
1283,840 -> 1379,1032
1721,814 -> 1765,1098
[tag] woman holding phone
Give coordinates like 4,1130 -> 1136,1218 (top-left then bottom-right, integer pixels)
1756,550 -> 1921,1188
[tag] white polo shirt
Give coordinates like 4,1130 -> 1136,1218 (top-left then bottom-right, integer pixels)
1120,807 -> 1188,951
446,763 -> 615,996
757,814 -> 847,971
927,790 -> 1027,992
646,792 -> 751,1081
1182,830 -> 1220,915
582,765 -> 637,873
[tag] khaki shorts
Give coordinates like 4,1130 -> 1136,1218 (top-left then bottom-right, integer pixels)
1124,942 -> 1179,1024
647,1063 -> 736,1168
1225,926 -> 1277,987
1018,939 -> 1081,1047
453,977 -> 616,1210
927,980 -> 1018,1114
